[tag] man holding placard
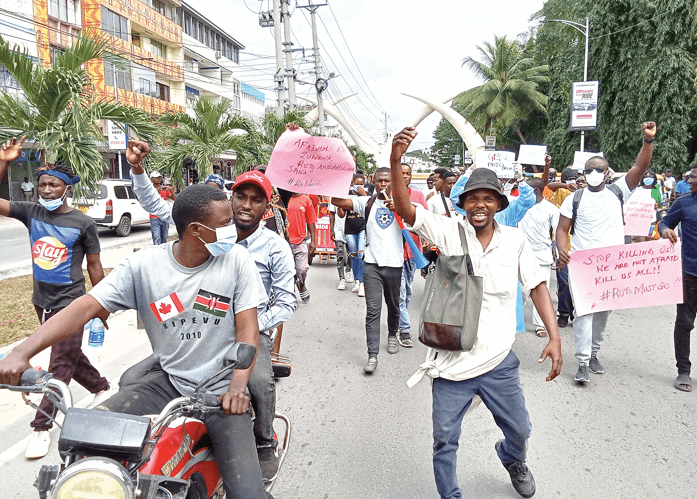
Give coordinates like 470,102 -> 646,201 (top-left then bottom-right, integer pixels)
556,122 -> 657,384
659,164 -> 697,392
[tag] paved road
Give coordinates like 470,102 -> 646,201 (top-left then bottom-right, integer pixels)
0,257 -> 695,498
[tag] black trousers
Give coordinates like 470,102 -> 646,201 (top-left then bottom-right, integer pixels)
363,262 -> 401,357
674,272 -> 697,375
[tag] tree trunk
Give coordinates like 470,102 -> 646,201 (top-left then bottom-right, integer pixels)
513,120 -> 526,144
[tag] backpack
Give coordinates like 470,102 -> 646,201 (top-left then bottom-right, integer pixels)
570,184 -> 625,235
364,193 -> 379,221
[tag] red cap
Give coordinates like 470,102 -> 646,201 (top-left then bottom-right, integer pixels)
232,171 -> 273,202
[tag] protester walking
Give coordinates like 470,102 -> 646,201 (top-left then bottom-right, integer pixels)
287,192 -> 316,303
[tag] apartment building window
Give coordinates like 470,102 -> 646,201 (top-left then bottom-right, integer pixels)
101,7 -> 128,41
0,66 -> 20,90
150,40 -> 164,58
104,57 -> 132,92
157,82 -> 171,103
152,0 -> 166,16
133,64 -> 156,98
49,0 -> 78,24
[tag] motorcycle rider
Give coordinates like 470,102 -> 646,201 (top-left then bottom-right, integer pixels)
0,183 -> 273,499
123,140 -> 296,480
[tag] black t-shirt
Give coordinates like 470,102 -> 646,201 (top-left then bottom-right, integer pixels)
9,202 -> 101,309
344,189 -> 366,234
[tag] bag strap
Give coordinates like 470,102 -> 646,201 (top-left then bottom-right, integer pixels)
441,192 -> 451,218
364,193 -> 379,221
570,188 -> 583,235
457,223 -> 476,276
607,183 -> 626,226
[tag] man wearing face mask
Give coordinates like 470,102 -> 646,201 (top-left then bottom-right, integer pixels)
0,137 -> 111,459
556,121 -> 657,384
0,181 -> 273,498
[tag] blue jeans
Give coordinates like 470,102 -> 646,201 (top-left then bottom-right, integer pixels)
432,351 -> 532,499
150,217 -> 169,245
556,265 -> 574,318
345,231 -> 365,282
399,258 -> 416,333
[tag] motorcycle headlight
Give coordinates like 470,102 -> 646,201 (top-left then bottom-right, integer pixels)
51,457 -> 134,499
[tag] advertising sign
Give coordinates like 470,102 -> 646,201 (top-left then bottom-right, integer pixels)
570,80 -> 599,131
485,136 -> 496,150
107,121 -> 127,150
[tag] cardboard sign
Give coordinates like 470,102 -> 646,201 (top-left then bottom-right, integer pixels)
623,194 -> 656,236
572,151 -> 604,171
266,128 -> 355,197
475,150 -> 516,178
569,239 -> 683,316
517,145 -> 547,166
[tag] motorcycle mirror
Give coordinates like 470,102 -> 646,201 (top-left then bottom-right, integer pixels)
224,343 -> 257,371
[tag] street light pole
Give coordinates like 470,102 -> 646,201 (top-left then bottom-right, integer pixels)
550,17 -> 590,152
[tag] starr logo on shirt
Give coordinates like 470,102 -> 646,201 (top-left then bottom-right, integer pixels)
149,293 -> 185,322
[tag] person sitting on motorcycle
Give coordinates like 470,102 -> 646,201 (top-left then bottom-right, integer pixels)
0,183 -> 273,499
124,141 -> 297,480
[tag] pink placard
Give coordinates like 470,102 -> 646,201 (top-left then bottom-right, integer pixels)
265,128 -> 355,197
623,196 -> 656,236
569,239 -> 683,316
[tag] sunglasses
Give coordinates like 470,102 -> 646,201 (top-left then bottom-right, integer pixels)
584,167 -> 605,175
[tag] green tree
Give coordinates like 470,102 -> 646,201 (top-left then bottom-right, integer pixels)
348,145 -> 376,174
149,98 -> 255,184
0,34 -> 159,195
456,35 -> 549,145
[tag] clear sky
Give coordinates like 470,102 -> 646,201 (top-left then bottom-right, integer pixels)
194,0 -> 547,150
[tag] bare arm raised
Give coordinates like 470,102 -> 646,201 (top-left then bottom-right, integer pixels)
390,128 -> 418,226
0,136 -> 26,217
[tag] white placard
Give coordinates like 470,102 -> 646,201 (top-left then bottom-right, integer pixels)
107,120 -> 127,150
572,151 -> 604,171
570,81 -> 599,131
517,144 -> 547,166
475,150 -> 516,178
485,136 -> 496,150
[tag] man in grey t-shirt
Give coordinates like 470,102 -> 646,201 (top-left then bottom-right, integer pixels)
0,184 -> 272,499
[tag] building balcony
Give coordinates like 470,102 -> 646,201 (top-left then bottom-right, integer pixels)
97,0 -> 182,45
106,34 -> 184,81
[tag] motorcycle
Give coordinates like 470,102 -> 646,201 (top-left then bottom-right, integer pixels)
0,342 -> 291,499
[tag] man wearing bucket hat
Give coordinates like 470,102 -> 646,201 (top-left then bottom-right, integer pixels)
0,137 -> 111,459
390,127 -> 562,499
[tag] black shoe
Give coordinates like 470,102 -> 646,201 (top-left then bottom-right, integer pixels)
557,315 -> 569,328
495,440 -> 536,498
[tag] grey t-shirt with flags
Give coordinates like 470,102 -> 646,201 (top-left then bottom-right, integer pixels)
89,242 -> 267,397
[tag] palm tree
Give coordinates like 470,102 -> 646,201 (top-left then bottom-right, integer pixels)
148,97 -> 257,184
456,35 -> 549,144
0,34 -> 160,195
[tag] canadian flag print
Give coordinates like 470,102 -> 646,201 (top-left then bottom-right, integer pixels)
149,293 -> 185,322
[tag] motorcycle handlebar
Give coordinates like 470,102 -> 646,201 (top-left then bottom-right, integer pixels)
0,369 -> 52,393
199,393 -> 221,408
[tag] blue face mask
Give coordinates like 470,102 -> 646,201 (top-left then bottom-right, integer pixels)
196,223 -> 237,257
39,187 -> 68,211
643,178 -> 654,186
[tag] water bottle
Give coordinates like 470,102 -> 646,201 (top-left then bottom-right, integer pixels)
88,318 -> 105,347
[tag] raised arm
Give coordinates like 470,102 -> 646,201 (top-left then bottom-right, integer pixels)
0,136 -> 26,217
390,128 -> 418,225
624,122 -> 657,190
126,140 -> 174,224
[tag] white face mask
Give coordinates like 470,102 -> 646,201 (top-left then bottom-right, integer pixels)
196,223 -> 238,256
586,170 -> 605,187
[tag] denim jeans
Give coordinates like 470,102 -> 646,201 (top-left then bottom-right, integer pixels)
102,365 -> 268,499
432,351 -> 531,499
556,265 -> 574,318
399,258 -> 416,333
31,306 -> 109,431
573,311 -> 611,365
363,263 -> 401,357
247,333 -> 277,454
150,217 -> 169,245
674,272 -> 697,375
335,241 -> 351,279
345,231 -> 365,282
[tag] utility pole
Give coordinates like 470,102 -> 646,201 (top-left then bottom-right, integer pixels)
272,0 -> 285,116
281,0 -> 296,111
298,1 -> 328,135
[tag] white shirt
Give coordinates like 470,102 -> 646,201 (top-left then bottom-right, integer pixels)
352,196 -> 403,268
559,178 -> 634,251
518,199 -> 560,265
406,206 -> 544,386
327,201 -> 346,243
664,176 -> 676,194
427,192 -> 456,217
21,181 -> 33,192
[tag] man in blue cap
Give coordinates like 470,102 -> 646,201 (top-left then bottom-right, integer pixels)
0,137 -> 110,459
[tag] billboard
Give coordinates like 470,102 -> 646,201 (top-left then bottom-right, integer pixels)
570,81 -> 599,131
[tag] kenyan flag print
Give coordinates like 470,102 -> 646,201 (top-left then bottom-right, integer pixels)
193,289 -> 231,318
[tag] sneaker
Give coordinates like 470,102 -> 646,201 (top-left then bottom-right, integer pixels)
345,269 -> 355,283
495,440 -> 536,498
90,384 -> 118,408
363,356 -> 378,374
589,354 -> 604,374
557,315 -> 569,328
26,431 -> 50,459
575,363 -> 590,383
387,335 -> 399,354
398,332 -> 413,348
358,282 -> 365,297
258,450 -> 280,481
337,278 -> 346,290
352,281 -> 360,293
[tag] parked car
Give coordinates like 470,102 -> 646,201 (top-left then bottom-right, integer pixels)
69,179 -> 152,236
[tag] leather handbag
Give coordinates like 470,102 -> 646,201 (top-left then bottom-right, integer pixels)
418,223 -> 483,351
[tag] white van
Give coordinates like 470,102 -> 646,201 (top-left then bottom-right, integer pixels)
69,179 -> 152,236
